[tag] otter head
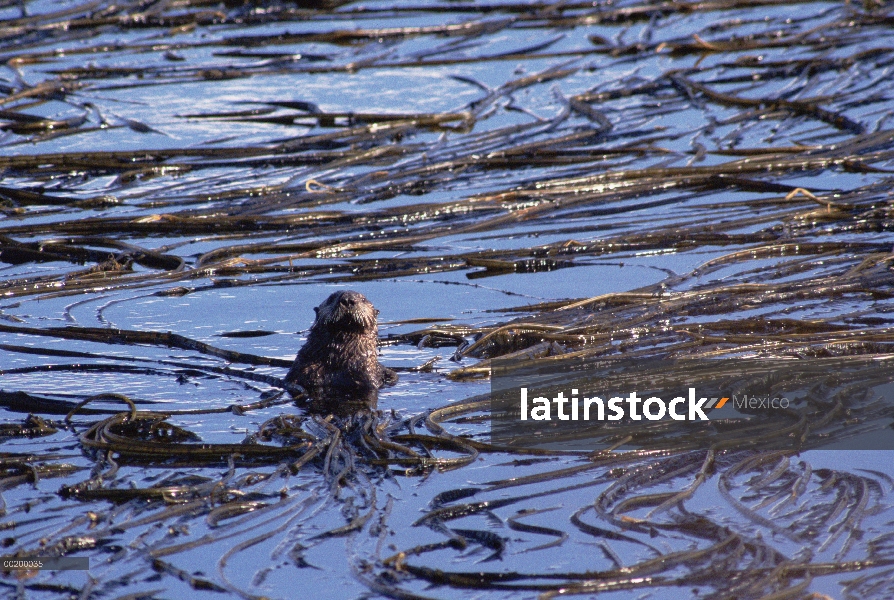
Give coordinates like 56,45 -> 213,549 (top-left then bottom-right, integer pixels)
313,290 -> 378,333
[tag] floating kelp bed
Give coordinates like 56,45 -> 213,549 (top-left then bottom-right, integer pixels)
2,0 -> 894,598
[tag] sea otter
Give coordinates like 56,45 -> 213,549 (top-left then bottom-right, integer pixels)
285,290 -> 397,411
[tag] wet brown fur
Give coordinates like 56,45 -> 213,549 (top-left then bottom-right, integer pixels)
286,290 -> 397,409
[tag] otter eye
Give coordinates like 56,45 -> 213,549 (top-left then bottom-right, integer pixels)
374,309 -> 380,316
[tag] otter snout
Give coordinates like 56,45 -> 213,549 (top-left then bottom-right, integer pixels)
317,290 -> 376,330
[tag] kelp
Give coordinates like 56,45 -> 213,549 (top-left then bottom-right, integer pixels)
2,0 -> 894,598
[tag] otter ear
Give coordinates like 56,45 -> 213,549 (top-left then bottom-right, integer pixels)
314,307 -> 319,314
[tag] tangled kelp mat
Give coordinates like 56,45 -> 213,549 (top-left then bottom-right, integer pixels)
2,0 -> 894,598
